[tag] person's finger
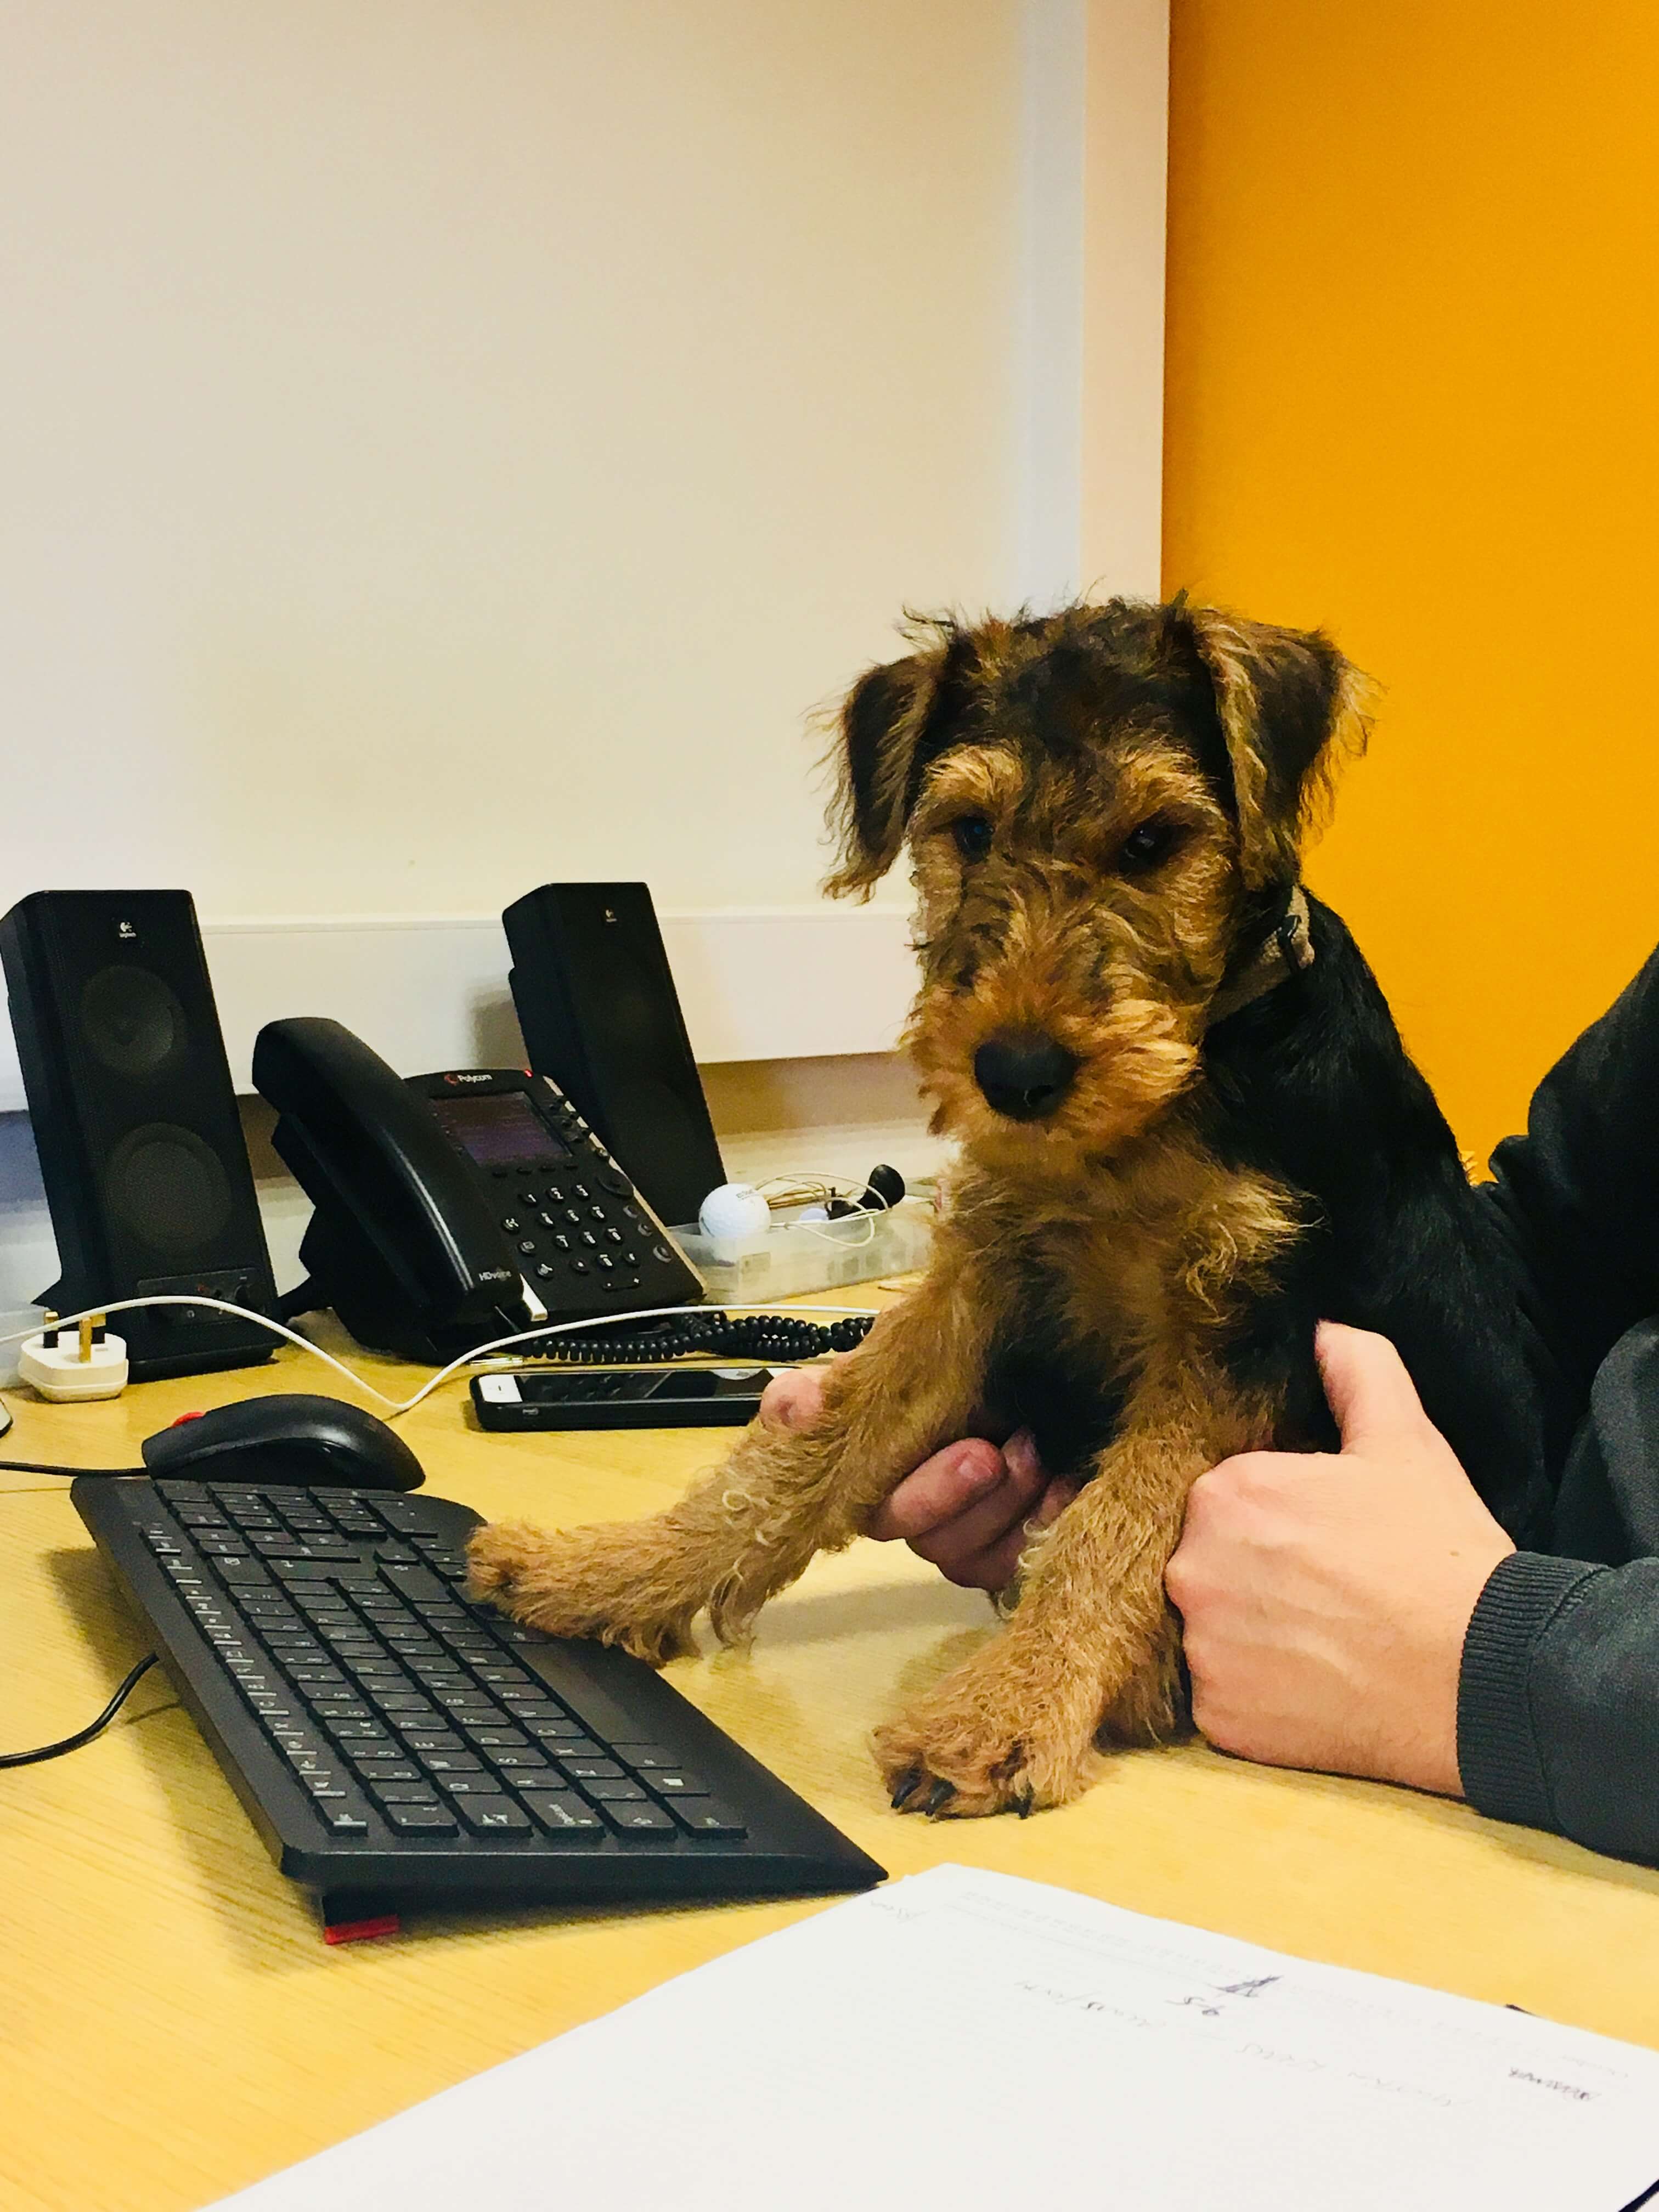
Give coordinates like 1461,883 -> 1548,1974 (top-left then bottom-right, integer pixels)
906,1462 -> 1047,1565
1032,1474 -> 1079,1527
907,1452 -> 1073,1572
868,1438 -> 1006,1541
922,1471 -> 1081,1590
758,1367 -> 825,1431
1315,1320 -> 1432,1453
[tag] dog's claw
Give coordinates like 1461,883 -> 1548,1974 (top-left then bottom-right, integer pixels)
924,1779 -> 955,1818
1015,1790 -> 1035,1819
890,1768 -> 924,1810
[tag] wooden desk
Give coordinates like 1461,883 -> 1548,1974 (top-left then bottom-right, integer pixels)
7,1320 -> 1659,2212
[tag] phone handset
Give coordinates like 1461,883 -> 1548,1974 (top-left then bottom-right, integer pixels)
253,1017 -> 530,1362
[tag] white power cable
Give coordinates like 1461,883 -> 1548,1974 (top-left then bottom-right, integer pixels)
0,1295 -> 882,1421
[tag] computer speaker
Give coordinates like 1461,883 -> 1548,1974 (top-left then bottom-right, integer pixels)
503,882 -> 726,1229
0,889 -> 277,1379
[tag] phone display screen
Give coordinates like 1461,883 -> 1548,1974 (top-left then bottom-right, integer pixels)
430,1091 -> 572,1167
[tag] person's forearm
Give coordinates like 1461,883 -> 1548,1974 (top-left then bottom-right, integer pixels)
1459,1551 -> 1659,1866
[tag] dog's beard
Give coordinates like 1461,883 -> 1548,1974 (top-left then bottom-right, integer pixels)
906,981 -> 1203,1174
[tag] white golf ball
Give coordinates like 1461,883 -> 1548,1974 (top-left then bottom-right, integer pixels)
697,1182 -> 771,1239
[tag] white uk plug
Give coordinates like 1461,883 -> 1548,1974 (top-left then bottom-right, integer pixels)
19,1313 -> 129,1402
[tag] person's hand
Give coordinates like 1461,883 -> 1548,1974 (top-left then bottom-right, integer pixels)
759,1368 -> 1079,1590
1165,1321 -> 1515,1796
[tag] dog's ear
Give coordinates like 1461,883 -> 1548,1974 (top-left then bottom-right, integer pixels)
821,634 -> 955,899
1181,606 -> 1372,888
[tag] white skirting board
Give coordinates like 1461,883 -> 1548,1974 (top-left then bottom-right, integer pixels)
0,905 -> 919,1110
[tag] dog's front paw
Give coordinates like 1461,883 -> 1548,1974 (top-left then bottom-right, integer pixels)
872,1646 -> 1105,1819
465,1519 -> 701,1666
465,1519 -> 552,1604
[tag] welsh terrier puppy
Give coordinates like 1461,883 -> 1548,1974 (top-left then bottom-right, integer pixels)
469,598 -> 1550,1818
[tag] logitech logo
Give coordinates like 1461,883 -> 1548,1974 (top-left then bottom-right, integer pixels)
117,921 -> 137,940
443,1071 -> 492,1085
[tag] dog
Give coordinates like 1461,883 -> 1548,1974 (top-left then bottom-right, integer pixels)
468,597 -> 1553,1818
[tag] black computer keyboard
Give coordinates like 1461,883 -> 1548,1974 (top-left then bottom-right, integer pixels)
73,1474 -> 883,1923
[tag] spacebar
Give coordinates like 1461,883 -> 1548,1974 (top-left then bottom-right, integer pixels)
270,1559 -> 380,1585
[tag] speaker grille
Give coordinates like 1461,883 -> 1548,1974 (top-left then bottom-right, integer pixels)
105,1124 -> 236,1256
80,964 -> 188,1080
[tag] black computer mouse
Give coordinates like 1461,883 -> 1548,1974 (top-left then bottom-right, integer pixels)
140,1394 -> 426,1492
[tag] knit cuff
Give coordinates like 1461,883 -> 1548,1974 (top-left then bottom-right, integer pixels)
1456,1551 -> 1604,1830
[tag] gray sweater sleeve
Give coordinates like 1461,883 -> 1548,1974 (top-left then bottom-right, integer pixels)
1458,1550 -> 1659,1864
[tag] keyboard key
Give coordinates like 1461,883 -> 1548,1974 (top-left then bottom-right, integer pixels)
487,1748 -> 554,1774
521,1792 -> 606,1835
399,1731 -> 464,1753
436,1775 -> 506,1798
416,1751 -> 483,1774
605,1803 -> 676,1836
579,1778 -> 647,1803
368,1780 -> 441,1806
375,1499 -> 434,1532
384,1805 -> 458,1835
466,1728 -> 529,1751
220,1561 -> 274,1588
321,1809 -> 371,1836
459,1802 -> 532,1835
647,1771 -> 712,1797
611,1744 -> 674,1768
672,1802 -> 748,1838
346,1757 -> 420,1782
558,1757 -> 624,1782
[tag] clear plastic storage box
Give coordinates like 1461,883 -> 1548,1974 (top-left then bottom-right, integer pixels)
669,1199 -> 933,1305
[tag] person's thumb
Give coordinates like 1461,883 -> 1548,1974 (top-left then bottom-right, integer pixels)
1316,1320 -> 1433,1455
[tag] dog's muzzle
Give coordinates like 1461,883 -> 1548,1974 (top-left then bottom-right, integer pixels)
972,1028 -> 1079,1121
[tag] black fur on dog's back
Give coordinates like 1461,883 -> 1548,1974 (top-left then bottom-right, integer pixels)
1199,893 -> 1553,1547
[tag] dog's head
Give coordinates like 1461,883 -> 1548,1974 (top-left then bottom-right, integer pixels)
823,597 -> 1368,1171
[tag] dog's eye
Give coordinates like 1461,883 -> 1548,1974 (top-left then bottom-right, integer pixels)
951,815 -> 994,862
1120,817 -> 1180,871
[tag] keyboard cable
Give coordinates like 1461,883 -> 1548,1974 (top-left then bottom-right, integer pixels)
0,1652 -> 160,1769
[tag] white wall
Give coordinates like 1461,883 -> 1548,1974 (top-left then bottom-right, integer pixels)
0,0 -> 1169,1329
2,1 -> 1030,921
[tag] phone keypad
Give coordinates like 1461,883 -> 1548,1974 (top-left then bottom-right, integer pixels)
484,1146 -> 681,1296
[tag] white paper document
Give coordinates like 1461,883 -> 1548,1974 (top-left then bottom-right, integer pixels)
212,1865 -> 1659,2211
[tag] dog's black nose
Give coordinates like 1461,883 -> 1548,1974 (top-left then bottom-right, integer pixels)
973,1029 -> 1079,1121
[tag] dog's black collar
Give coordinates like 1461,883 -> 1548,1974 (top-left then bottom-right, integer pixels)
1207,885 -> 1314,1028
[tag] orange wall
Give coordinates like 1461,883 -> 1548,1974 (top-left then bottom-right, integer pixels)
1161,1 -> 1659,1165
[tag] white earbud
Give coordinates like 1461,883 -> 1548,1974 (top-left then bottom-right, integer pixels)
697,1182 -> 772,1239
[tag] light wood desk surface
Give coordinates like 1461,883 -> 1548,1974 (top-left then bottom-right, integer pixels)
7,1301 -> 1659,2212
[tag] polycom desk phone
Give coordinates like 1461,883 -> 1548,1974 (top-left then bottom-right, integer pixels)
253,1018 -> 704,1362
